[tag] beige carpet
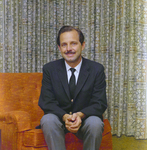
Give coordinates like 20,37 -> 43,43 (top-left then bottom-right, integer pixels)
112,135 -> 147,150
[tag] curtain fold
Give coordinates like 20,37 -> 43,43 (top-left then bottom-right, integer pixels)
0,0 -> 147,139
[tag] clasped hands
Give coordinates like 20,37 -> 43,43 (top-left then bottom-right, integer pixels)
63,112 -> 85,133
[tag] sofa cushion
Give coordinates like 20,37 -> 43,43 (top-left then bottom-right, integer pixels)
23,129 -> 47,147
102,118 -> 111,136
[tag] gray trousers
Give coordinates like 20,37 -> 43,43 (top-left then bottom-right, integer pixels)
41,114 -> 104,150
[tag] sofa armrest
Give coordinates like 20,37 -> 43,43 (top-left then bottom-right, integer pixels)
0,111 -> 32,132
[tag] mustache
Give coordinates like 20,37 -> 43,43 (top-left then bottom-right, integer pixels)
65,51 -> 75,54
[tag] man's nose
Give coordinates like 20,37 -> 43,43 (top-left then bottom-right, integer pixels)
67,44 -> 72,50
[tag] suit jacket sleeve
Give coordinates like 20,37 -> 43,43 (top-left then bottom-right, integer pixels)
38,65 -> 67,120
79,64 -> 107,119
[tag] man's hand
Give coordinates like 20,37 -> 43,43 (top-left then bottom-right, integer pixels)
62,112 -> 85,133
67,113 -> 81,133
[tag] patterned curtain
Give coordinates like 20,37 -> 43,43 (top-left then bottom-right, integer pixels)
0,0 -> 147,139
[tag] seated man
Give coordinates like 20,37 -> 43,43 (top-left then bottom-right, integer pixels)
38,25 -> 107,150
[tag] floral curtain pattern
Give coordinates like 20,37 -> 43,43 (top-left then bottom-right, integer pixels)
0,0 -> 147,139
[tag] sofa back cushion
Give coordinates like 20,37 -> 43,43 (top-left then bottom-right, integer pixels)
0,73 -> 43,122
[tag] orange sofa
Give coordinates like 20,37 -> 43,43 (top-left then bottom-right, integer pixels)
0,73 -> 112,150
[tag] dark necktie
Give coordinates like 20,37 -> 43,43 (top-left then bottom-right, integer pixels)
69,68 -> 76,99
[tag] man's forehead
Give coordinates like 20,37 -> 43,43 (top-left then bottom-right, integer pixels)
60,30 -> 78,35
60,30 -> 79,41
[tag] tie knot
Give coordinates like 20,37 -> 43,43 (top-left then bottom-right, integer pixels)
70,68 -> 76,74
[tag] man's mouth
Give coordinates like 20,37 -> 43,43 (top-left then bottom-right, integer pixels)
65,51 -> 75,55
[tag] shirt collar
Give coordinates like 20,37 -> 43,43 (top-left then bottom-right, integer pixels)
65,59 -> 82,73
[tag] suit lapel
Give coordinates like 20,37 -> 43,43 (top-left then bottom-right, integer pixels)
57,59 -> 71,99
74,58 -> 90,99
57,58 -> 90,100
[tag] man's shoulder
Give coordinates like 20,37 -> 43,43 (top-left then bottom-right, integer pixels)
83,58 -> 104,70
43,58 -> 64,69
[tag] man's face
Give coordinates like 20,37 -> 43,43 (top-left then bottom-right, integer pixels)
58,30 -> 85,67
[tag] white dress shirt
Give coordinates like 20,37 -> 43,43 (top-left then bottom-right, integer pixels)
65,59 -> 82,84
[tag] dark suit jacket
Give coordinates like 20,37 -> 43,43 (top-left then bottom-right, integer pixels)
38,57 -> 107,121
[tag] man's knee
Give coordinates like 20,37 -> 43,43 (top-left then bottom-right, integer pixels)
83,116 -> 104,135
41,113 -> 62,130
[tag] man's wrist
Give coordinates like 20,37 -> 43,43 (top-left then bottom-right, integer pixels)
62,114 -> 69,122
76,112 -> 86,119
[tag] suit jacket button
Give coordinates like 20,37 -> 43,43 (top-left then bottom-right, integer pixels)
71,99 -> 73,102
69,112 -> 72,115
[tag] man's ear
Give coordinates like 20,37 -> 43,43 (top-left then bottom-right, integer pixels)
58,45 -> 61,51
82,42 -> 85,51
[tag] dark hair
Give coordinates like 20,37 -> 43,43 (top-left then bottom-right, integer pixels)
57,25 -> 84,46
